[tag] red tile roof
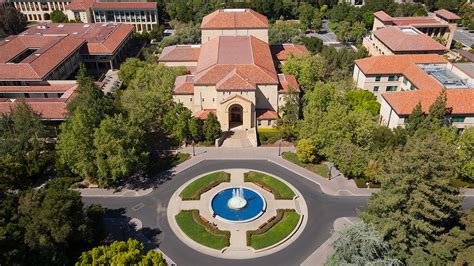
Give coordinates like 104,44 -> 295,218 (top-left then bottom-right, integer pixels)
373,26 -> 447,52
65,0 -> 95,10
201,9 -> 268,29
173,75 -> 194,94
192,109 -> 216,119
383,89 -> 474,115
278,74 -> 300,93
270,44 -> 309,61
434,9 -> 461,21
355,54 -> 447,75
158,45 -> 201,62
194,36 -> 277,87
0,35 -> 85,81
373,11 -> 393,22
392,17 -> 442,26
0,84 -> 77,120
92,2 -> 156,10
256,109 -> 278,120
0,84 -> 76,92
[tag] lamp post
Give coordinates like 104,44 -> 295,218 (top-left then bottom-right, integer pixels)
192,140 -> 195,156
278,138 -> 282,156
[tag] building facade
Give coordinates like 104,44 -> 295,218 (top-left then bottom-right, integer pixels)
353,55 -> 474,129
159,9 -> 305,136
8,0 -> 71,21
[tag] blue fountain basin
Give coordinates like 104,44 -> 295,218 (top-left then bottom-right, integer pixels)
211,187 -> 266,223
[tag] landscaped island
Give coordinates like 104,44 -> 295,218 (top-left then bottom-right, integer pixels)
175,210 -> 230,249
247,209 -> 301,250
244,171 -> 295,199
179,171 -> 230,200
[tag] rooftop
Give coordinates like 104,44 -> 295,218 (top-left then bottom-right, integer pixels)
419,63 -> 473,89
201,9 -> 268,29
374,10 -> 449,26
270,44 -> 309,61
159,45 -> 201,62
434,9 -> 461,21
372,26 -> 447,52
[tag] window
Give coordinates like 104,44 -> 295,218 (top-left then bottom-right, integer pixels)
373,86 -> 379,92
388,75 -> 398,81
202,98 -> 204,102
190,98 -> 192,102
403,77 -> 408,85
375,76 -> 381,82
386,86 -> 397,92
257,120 -> 262,126
267,120 -> 271,126
410,85 -> 417,90
452,116 -> 465,123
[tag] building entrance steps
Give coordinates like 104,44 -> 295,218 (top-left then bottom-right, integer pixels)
221,129 -> 254,148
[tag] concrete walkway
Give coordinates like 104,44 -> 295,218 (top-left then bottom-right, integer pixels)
77,146 -> 474,197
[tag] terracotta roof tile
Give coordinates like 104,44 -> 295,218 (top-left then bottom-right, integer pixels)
173,75 -> 194,94
201,9 -> 268,29
0,84 -> 76,92
373,26 -> 447,52
278,74 -> 300,93
434,9 -> 461,20
158,45 -> 201,62
192,109 -> 216,119
270,44 -> 309,61
374,11 -> 393,22
65,0 -> 95,10
256,109 -> 278,120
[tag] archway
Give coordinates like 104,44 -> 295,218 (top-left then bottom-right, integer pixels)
229,104 -> 243,128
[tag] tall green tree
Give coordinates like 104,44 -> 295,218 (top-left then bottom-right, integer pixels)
0,102 -> 48,190
76,239 -> 166,266
344,89 -> 380,116
361,135 -> 462,261
457,127 -> 474,182
282,54 -> 327,92
118,58 -> 148,87
50,10 -> 68,23
405,102 -> 425,134
276,88 -> 299,140
93,114 -> 149,187
326,222 -> 401,265
202,112 -> 221,142
0,7 -> 26,38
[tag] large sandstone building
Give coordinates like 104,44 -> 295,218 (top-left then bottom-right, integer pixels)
159,9 -> 307,145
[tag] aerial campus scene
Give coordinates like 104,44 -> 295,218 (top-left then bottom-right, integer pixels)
0,0 -> 473,265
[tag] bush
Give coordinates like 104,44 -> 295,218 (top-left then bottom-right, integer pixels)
257,128 -> 281,145
296,139 -> 317,163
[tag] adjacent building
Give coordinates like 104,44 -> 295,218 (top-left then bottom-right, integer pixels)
64,0 -> 158,32
158,9 -> 305,143
372,9 -> 460,49
363,26 -> 447,55
7,0 -> 71,21
353,54 -> 474,129
0,22 -> 133,119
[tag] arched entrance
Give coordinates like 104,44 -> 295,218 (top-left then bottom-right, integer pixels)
229,104 -> 243,128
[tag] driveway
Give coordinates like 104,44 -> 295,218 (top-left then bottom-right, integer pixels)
82,160 -> 368,266
454,27 -> 474,47
308,19 -> 339,44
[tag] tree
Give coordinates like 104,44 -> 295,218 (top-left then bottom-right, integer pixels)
50,10 -> 68,23
276,88 -> 299,140
163,103 -> 193,144
298,3 -> 322,31
405,102 -> 425,134
202,112 -> 221,142
326,222 -> 401,265
301,36 -> 323,54
0,102 -> 48,190
344,89 -> 380,116
325,140 -> 369,178
76,239 -> 166,266
94,114 -> 149,187
268,22 -> 305,45
361,135 -> 462,261
158,21 -> 201,48
18,186 -> 104,265
118,58 -> 148,87
282,54 -> 327,91
0,193 -> 26,264
0,7 -> 26,38
296,139 -> 317,164
426,89 -> 450,127
457,127 -> 474,182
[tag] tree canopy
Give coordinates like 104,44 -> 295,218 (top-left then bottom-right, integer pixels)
0,7 -> 26,38
50,10 -> 68,23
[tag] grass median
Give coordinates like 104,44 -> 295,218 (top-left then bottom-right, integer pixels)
247,210 -> 300,250
282,151 -> 329,178
244,171 -> 295,199
175,210 -> 230,250
179,171 -> 230,200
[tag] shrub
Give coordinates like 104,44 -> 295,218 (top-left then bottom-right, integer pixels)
296,138 -> 317,163
257,128 -> 281,145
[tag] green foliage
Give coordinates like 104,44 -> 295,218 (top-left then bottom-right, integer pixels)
325,140 -> 369,178
361,135 -> 462,261
282,54 -> 327,91
326,222 -> 401,265
269,22 -> 305,44
276,88 -> 299,140
202,112 -> 221,142
76,239 -> 166,266
301,36 -> 323,54
296,139 -> 317,164
457,127 -> 474,182
244,171 -> 295,199
281,151 -> 329,178
257,128 -> 281,145
118,58 -> 148,87
0,186 -> 105,265
0,6 -> 27,38
94,114 -> 149,187
459,3 -> 474,31
158,21 -> 201,48
50,10 -> 68,23
344,89 -> 380,116
405,102 -> 425,134
0,102 -> 48,190
163,103 -> 194,144
298,3 -> 322,31
335,21 -> 367,44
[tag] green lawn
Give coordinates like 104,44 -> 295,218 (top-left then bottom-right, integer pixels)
179,171 -> 230,200
244,171 -> 295,199
282,151 -> 329,178
248,210 -> 300,250
175,210 -> 230,249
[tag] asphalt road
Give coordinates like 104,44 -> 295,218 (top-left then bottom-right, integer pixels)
454,27 -> 474,47
82,160 -> 474,266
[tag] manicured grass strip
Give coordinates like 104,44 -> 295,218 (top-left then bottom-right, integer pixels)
175,210 -> 230,250
247,209 -> 300,250
244,171 -> 295,199
282,151 -> 329,178
179,171 -> 230,200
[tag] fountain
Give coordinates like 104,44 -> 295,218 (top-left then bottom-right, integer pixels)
227,187 -> 247,209
211,186 -> 266,223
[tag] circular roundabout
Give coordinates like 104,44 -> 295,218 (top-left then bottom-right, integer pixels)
167,169 -> 308,259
